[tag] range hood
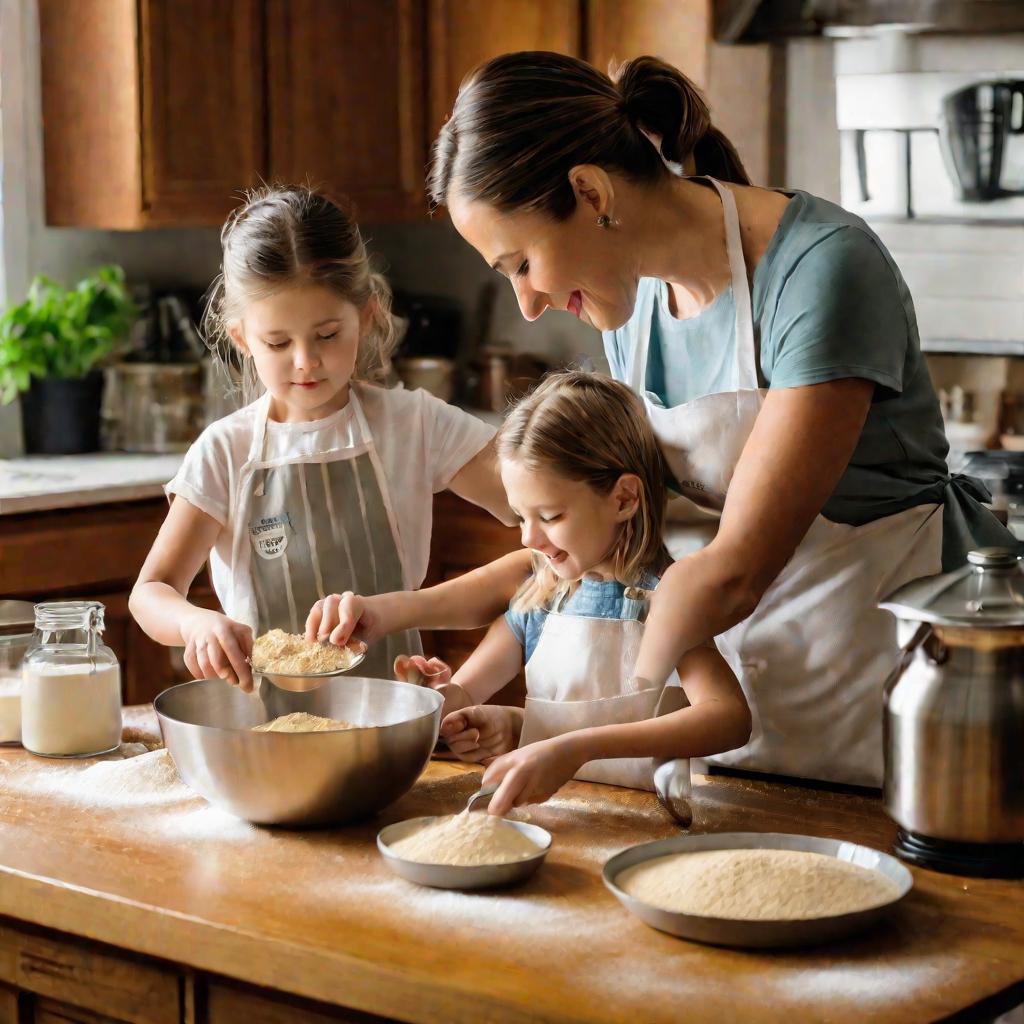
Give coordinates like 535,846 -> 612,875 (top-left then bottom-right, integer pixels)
715,0 -> 1024,42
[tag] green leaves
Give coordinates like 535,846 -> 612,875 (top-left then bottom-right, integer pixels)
0,265 -> 139,404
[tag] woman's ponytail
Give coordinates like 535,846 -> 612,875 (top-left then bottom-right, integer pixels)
616,56 -> 750,185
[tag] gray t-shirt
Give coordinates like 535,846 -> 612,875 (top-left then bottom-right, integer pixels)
604,189 -> 1012,569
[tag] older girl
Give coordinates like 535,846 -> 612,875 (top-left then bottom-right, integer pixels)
130,185 -> 509,689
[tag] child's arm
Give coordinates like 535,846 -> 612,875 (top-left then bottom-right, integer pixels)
305,548 -> 533,645
447,438 -> 516,526
448,614 -> 524,703
129,497 -> 255,690
482,643 -> 752,816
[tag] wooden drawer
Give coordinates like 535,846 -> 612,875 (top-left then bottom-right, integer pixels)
204,978 -> 389,1024
0,920 -> 180,1024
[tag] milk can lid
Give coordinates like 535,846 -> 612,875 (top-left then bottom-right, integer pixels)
880,547 -> 1024,627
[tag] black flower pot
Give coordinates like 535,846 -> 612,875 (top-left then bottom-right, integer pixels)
20,371 -> 104,454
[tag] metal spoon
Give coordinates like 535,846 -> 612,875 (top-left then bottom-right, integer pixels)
461,783 -> 498,814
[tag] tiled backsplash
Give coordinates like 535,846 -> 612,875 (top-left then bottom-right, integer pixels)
874,221 -> 1024,347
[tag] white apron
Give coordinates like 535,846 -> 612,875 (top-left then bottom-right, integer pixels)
518,584 -> 691,796
228,386 -> 421,680
628,177 -> 943,787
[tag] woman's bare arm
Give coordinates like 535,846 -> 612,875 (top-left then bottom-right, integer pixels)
633,378 -> 874,686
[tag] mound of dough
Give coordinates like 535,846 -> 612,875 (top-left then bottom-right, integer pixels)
389,812 -> 541,866
252,712 -> 357,733
251,629 -> 361,675
618,848 -> 899,920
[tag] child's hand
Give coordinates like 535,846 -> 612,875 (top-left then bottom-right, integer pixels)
180,610 -> 254,692
393,655 -> 470,718
305,592 -> 383,647
482,736 -> 587,816
393,654 -> 451,686
440,705 -> 523,763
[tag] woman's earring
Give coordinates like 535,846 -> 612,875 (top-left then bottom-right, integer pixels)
596,213 -> 617,229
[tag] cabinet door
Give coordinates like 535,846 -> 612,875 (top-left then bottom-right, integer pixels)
139,0 -> 265,224
586,0 -> 710,85
266,0 -> 427,222
423,493 -> 525,707
427,0 -> 581,136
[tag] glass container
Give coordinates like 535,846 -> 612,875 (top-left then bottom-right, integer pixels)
21,601 -> 122,757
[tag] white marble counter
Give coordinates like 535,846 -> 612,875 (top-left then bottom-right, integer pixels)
0,408 -> 504,516
0,453 -> 183,515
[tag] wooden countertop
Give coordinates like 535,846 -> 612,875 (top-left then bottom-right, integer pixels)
0,707 -> 1021,1023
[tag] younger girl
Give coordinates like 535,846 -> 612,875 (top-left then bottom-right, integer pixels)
317,372 -> 751,816
130,186 -> 509,689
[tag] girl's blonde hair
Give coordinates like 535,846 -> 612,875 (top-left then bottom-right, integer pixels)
498,371 -> 671,613
202,185 -> 396,403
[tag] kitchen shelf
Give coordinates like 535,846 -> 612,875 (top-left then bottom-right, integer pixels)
922,339 -> 1024,357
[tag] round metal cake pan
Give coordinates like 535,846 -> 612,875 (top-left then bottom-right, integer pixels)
603,831 -> 913,949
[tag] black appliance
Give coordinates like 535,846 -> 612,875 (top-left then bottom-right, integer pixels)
392,292 -> 464,361
941,80 -> 1024,202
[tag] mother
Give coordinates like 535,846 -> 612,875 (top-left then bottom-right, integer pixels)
330,51 -> 1012,788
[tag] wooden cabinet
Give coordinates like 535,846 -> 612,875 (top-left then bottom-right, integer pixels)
0,499 -> 213,706
139,0 -> 265,224
39,0 -> 264,228
265,0 -> 427,222
39,0 -> 424,227
427,0 -> 582,135
39,0 -> 776,227
586,0 -> 709,82
421,491 -> 526,707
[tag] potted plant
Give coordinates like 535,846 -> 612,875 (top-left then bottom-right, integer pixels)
0,265 -> 138,454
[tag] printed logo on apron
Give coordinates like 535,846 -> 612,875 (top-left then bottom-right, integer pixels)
250,512 -> 291,560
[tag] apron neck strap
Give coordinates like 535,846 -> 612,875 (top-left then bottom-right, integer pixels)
704,177 -> 759,392
629,177 -> 759,395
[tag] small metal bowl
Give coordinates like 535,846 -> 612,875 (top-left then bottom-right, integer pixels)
377,815 -> 552,889
155,675 -> 441,826
603,831 -> 913,949
251,642 -> 367,693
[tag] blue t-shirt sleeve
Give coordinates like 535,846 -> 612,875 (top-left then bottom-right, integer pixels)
765,226 -> 910,399
504,606 -> 529,649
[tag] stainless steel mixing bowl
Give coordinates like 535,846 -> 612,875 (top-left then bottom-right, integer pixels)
154,676 -> 442,826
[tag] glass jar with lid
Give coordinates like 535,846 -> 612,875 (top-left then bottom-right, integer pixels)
21,601 -> 122,757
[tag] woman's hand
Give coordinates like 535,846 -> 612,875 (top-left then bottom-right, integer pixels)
305,592 -> 386,647
482,735 -> 587,817
180,609 -> 254,691
440,705 -> 523,764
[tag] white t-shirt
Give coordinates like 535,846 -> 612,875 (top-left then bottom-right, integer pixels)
165,383 -> 495,620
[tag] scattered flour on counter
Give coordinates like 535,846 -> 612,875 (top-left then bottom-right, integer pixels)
388,812 -> 542,866
2,749 -> 194,807
252,712 -> 356,733
617,848 -> 899,920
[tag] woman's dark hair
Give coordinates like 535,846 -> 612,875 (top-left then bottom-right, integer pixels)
428,51 -> 750,219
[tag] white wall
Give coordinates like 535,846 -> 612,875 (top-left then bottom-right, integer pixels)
833,33 -> 1024,350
